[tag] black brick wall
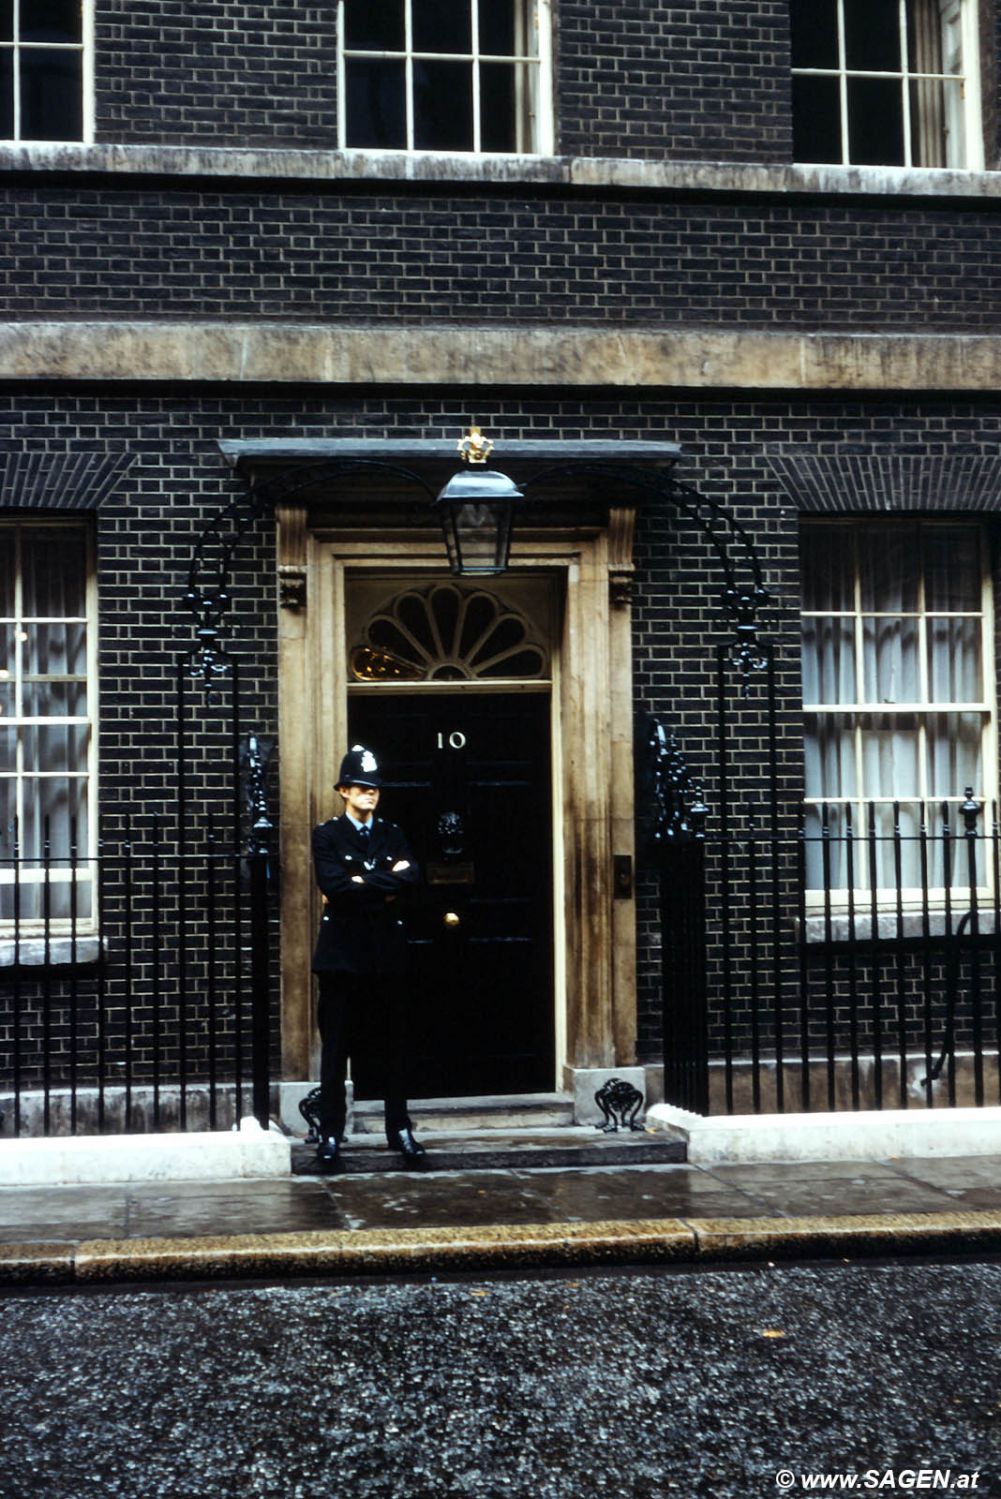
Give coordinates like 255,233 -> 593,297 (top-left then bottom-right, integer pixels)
4,184 -> 1001,331
94,2 -> 339,149
555,0 -> 793,161
4,390 -> 1001,1084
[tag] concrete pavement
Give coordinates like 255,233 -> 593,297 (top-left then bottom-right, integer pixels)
3,1131 -> 1001,1286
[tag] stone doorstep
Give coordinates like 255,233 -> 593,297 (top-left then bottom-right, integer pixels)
648,1102 -> 1001,1165
0,1117 -> 292,1188
291,1125 -> 685,1176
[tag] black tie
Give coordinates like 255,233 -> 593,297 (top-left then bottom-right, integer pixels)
359,825 -> 370,843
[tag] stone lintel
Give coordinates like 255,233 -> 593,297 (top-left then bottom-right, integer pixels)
4,322 -> 1001,392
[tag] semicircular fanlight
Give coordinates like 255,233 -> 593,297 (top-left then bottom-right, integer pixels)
350,583 -> 548,683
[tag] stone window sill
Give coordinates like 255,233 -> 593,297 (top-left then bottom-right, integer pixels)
1,142 -> 1000,202
0,935 -> 102,967
803,910 -> 994,943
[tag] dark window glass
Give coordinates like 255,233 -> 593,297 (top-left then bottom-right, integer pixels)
847,75 -> 904,162
413,59 -> 472,148
792,74 -> 842,161
480,61 -> 516,150
343,0 -> 405,51
22,0 -> 81,44
20,49 -> 81,140
790,0 -> 839,70
844,0 -> 901,72
413,0 -> 471,54
479,0 -> 515,55
345,58 -> 406,147
0,2 -> 12,42
0,50 -> 12,136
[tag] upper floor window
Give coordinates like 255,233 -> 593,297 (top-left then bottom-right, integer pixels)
801,519 -> 995,894
791,0 -> 982,169
337,0 -> 553,154
0,0 -> 91,143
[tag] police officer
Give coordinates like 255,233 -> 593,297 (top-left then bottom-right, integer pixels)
311,744 -> 426,1171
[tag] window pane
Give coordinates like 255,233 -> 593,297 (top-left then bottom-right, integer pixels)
0,2 -> 11,42
927,712 -> 983,800
24,622 -> 87,676
844,0 -> 902,71
802,619 -> 856,704
791,0 -> 839,69
413,0 -> 471,55
801,525 -> 855,611
804,804 -> 853,891
924,525 -> 980,612
792,73 -> 842,163
23,774 -> 88,860
859,524 -> 919,613
871,801 -> 921,889
343,0 -> 405,51
862,617 -> 919,703
21,528 -> 86,616
862,714 -> 919,797
413,59 -> 472,149
0,49 -> 12,138
22,680 -> 87,719
847,76 -> 905,164
32,722 -> 90,773
927,618 -> 981,702
480,61 -> 515,151
21,0 -> 82,44
805,718 -> 857,799
345,58 -> 406,147
479,0 -> 515,56
20,47 -> 82,140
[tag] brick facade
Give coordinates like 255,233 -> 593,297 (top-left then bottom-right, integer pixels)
3,2 -> 1001,1118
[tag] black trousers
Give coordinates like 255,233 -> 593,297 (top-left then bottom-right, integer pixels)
316,972 -> 412,1146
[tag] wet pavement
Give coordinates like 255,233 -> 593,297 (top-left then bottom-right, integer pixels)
2,1259 -> 1000,1498
3,1154 -> 1001,1245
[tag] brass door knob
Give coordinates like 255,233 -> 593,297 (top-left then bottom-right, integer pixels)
443,911 -> 461,928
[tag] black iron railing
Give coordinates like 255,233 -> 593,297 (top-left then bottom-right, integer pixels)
656,779 -> 1001,1116
0,824 -> 274,1137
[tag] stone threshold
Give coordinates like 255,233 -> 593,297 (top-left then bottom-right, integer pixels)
6,1208 -> 1001,1286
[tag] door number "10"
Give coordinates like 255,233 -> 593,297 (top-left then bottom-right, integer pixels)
437,731 -> 467,749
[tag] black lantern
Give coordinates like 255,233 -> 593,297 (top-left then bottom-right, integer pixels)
434,428 -> 524,576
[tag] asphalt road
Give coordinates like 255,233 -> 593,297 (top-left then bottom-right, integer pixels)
2,1260 -> 1000,1499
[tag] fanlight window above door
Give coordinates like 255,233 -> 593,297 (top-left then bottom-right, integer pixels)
350,582 -> 549,682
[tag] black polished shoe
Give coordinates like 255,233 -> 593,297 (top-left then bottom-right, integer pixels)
395,1127 -> 427,1169
315,1136 -> 345,1173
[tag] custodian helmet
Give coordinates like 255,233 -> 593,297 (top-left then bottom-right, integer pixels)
336,744 -> 383,789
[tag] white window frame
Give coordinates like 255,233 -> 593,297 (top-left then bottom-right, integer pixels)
0,0 -> 94,145
791,0 -> 983,170
336,0 -> 554,155
0,518 -> 98,936
801,517 -> 997,909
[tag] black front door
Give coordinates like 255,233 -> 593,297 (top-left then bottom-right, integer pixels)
348,691 -> 553,1098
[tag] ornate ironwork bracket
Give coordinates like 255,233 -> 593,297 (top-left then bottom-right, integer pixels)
649,718 -> 709,844
594,1077 -> 645,1132
241,733 -> 275,856
298,1085 -> 323,1145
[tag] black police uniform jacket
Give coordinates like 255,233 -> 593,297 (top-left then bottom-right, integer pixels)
311,814 -> 419,976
